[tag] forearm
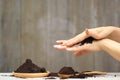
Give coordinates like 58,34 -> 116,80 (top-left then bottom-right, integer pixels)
107,26 -> 120,43
99,39 -> 120,61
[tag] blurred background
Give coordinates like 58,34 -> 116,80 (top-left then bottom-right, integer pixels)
0,0 -> 120,72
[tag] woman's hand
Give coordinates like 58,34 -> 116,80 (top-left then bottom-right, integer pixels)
54,26 -> 118,50
54,26 -> 120,61
66,41 -> 101,56
54,40 -> 101,56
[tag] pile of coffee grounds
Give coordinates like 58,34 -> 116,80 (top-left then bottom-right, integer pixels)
58,67 -> 75,74
58,67 -> 95,79
80,37 -> 96,45
14,59 -> 46,73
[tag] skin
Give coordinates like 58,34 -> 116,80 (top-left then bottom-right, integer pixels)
98,39 -> 120,61
54,26 -> 120,61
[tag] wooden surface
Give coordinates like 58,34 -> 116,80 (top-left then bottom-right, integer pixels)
0,0 -> 120,72
1,73 -> 120,80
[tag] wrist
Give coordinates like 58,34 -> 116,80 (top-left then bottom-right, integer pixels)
112,26 -> 119,31
97,39 -> 110,51
92,40 -> 103,51
96,39 -> 108,51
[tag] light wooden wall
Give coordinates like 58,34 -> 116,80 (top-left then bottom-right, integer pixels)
0,0 -> 120,72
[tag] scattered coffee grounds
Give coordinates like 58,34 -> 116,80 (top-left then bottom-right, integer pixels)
47,72 -> 58,77
58,67 -> 75,74
70,71 -> 105,78
80,37 -> 96,45
70,73 -> 93,78
14,59 -> 46,73
45,77 -> 56,79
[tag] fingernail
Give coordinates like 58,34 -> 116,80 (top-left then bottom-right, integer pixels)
56,41 -> 59,42
53,45 -> 57,48
56,41 -> 60,43
66,48 -> 71,51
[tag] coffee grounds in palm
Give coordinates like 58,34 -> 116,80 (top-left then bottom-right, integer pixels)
14,59 -> 46,73
80,37 -> 96,45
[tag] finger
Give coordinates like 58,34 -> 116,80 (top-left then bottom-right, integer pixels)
75,50 -> 89,56
66,46 -> 84,52
75,52 -> 85,56
53,45 -> 67,50
63,31 -> 89,47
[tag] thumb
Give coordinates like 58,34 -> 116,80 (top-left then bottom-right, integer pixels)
85,28 -> 101,39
